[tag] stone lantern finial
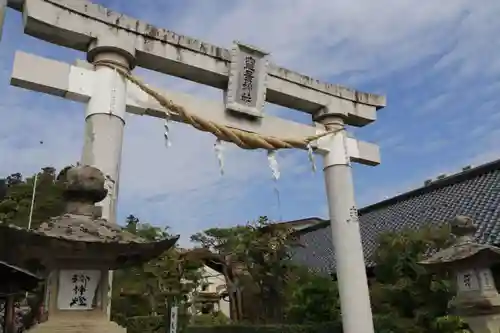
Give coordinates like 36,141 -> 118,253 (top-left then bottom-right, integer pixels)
59,165 -> 107,218
451,215 -> 476,241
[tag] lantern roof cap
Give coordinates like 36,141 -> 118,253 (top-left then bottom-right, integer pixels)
0,165 -> 178,269
419,216 -> 500,268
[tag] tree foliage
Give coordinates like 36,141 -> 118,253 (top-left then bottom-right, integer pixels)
0,168 -> 65,229
191,312 -> 230,326
284,267 -> 340,325
370,224 -> 468,333
0,168 -> 67,332
112,214 -> 204,326
282,224 -> 469,333
190,216 -> 298,323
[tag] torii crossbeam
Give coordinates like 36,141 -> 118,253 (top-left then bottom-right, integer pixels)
2,1 -> 386,333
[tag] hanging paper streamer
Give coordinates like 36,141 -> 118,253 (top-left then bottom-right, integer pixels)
214,139 -> 225,175
306,143 -> 316,173
163,116 -> 172,148
343,133 -> 351,167
162,94 -> 173,148
274,184 -> 283,222
267,150 -> 280,181
104,175 -> 115,202
266,150 -> 283,221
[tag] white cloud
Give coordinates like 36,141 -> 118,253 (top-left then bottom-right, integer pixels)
1,0 -> 500,244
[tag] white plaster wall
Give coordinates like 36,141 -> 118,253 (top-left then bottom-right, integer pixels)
198,265 -> 230,319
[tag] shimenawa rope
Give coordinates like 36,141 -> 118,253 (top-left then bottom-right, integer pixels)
93,60 -> 344,151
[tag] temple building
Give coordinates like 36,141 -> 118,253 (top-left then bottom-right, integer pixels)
290,158 -> 500,274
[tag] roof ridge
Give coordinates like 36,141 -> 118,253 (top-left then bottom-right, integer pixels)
293,158 -> 500,236
359,158 -> 500,215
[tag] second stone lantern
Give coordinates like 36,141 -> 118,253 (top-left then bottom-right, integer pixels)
0,165 -> 179,333
419,215 -> 500,333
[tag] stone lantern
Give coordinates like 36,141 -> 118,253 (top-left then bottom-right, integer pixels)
419,215 -> 500,333
0,165 -> 179,333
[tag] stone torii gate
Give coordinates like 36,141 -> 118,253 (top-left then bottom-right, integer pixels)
1,1 -> 386,333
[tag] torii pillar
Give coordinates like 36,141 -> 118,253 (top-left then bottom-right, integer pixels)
81,34 -> 136,319
0,0 -> 6,42
315,111 -> 375,333
82,33 -> 136,224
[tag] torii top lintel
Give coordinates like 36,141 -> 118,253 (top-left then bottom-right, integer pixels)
8,0 -> 386,127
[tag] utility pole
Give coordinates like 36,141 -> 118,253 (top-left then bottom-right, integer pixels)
27,141 -> 43,230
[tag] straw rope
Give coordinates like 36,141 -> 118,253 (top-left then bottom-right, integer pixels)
94,60 -> 343,151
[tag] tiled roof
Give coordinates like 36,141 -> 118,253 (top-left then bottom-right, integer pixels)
0,260 -> 41,295
291,159 -> 500,275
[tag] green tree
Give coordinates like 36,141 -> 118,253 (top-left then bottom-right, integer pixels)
284,267 -> 341,325
0,167 -> 67,331
111,216 -> 203,325
0,167 -> 65,230
190,225 -> 248,322
282,224 -> 469,333
370,224 -> 468,333
190,216 -> 298,323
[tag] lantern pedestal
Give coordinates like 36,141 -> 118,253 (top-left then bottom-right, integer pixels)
27,313 -> 126,333
462,315 -> 500,333
29,268 -> 126,333
451,268 -> 500,333
451,268 -> 500,313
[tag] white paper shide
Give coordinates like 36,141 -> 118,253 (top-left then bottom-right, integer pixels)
170,306 -> 179,333
57,270 -> 101,310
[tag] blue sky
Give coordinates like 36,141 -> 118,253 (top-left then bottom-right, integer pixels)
1,0 -> 500,245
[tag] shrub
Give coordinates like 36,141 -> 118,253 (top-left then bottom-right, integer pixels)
125,316 -> 341,333
125,315 -> 163,333
191,312 -> 230,326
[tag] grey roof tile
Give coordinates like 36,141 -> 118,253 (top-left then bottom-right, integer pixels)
291,159 -> 500,274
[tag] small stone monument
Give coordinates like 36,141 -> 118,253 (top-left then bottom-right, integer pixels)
419,215 -> 500,333
0,165 -> 179,333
